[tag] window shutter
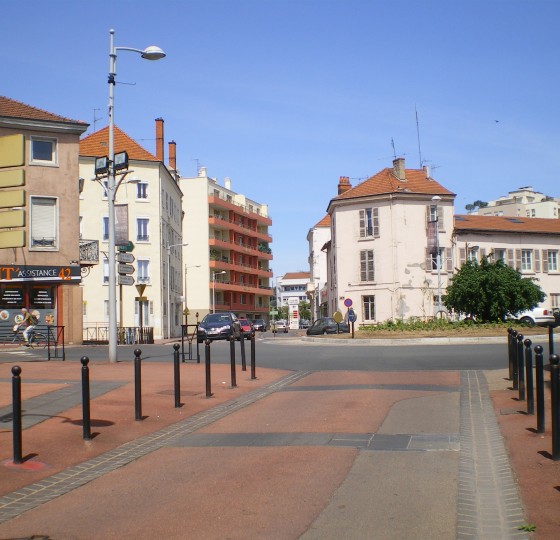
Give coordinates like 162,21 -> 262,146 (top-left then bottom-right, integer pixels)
359,209 -> 365,238
368,250 -> 374,281
446,248 -> 453,272
535,250 -> 541,272
459,248 -> 466,265
515,249 -> 522,270
31,197 -> 56,246
507,249 -> 514,268
373,208 -> 380,238
543,250 -> 548,273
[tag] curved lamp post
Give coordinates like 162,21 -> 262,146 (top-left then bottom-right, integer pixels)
107,29 -> 165,363
212,270 -> 226,313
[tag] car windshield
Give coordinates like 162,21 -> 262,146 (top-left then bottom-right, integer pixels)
203,314 -> 231,323
239,319 -> 249,325
255,320 -> 264,324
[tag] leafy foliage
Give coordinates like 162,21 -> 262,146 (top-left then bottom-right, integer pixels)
444,258 -> 545,322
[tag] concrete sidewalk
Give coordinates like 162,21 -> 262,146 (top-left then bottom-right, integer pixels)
0,356 -> 556,538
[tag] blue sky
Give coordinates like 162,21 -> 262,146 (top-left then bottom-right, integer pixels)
2,0 -> 559,279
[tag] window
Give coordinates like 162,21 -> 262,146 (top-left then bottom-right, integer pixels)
102,217 -> 109,240
429,248 -> 443,271
102,180 -> 108,198
359,208 -> 379,238
493,248 -> 506,262
360,250 -> 374,281
138,259 -> 150,283
30,196 -> 57,249
104,300 -> 109,321
428,205 -> 438,222
137,218 -> 149,241
521,250 -> 533,271
137,182 -> 148,199
548,251 -> 558,272
30,137 -> 57,165
551,293 -> 560,309
103,259 -> 109,283
467,247 -> 478,262
362,295 -> 375,320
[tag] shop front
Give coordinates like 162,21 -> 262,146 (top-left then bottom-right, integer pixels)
0,265 -> 81,340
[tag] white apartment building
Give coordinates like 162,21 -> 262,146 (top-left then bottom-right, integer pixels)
307,215 -> 330,320
320,158 -> 560,325
276,272 -> 311,308
79,118 -> 184,340
471,186 -> 560,219
179,169 -> 273,324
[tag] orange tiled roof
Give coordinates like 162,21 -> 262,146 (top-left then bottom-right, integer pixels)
454,214 -> 560,234
283,272 -> 310,280
334,168 -> 454,200
313,215 -> 331,228
80,125 -> 157,161
0,95 -> 87,126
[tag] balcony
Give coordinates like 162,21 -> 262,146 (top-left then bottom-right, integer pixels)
209,235 -> 273,260
211,279 -> 274,296
209,214 -> 272,242
209,195 -> 272,225
79,239 -> 99,266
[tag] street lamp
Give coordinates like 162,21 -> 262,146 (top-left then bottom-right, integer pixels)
106,29 -> 165,363
212,270 -> 226,313
184,264 -> 201,327
167,243 -> 188,339
431,196 -> 442,317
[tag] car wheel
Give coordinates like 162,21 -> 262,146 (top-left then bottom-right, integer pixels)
519,316 -> 535,326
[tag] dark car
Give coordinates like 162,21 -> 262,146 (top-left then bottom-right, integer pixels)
252,319 -> 266,332
306,317 -> 350,336
197,312 -> 242,343
238,318 -> 253,340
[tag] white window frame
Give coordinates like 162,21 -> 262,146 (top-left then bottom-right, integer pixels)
136,218 -> 150,242
137,181 -> 148,200
137,259 -> 150,283
362,295 -> 375,321
30,136 -> 58,166
30,196 -> 58,250
548,250 -> 558,272
102,217 -> 109,241
103,259 -> 109,283
521,249 -> 533,271
359,208 -> 379,238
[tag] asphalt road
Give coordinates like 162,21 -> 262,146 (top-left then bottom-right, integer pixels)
0,331 -> 541,371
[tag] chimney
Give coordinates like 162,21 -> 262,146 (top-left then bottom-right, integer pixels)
155,118 -> 164,162
338,176 -> 352,195
224,177 -> 231,190
198,166 -> 207,177
393,157 -> 406,181
423,165 -> 430,179
168,140 -> 177,171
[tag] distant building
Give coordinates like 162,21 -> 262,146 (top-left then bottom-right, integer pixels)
470,186 -> 560,219
276,272 -> 310,307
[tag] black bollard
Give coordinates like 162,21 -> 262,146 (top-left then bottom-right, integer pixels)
549,324 -> 555,358
524,339 -> 534,415
250,331 -> 256,380
229,335 -> 237,388
173,343 -> 181,408
507,328 -> 514,380
511,330 -> 519,389
11,365 -> 23,465
550,354 -> 560,460
134,348 -> 142,421
517,334 -> 525,401
81,356 -> 92,440
534,345 -> 545,433
240,333 -> 247,371
196,337 -> 200,364
205,339 -> 212,398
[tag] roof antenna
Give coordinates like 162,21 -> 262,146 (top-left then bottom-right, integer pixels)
93,108 -> 102,132
415,105 -> 423,167
391,138 -> 397,160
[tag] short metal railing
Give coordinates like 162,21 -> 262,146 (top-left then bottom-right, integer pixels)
83,325 -> 154,345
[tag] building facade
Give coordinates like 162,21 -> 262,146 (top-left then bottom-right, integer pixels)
180,169 -> 273,324
79,118 -> 184,340
0,96 -> 88,343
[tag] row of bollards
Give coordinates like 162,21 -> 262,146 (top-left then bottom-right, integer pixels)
8,331 -> 258,466
507,327 -> 560,459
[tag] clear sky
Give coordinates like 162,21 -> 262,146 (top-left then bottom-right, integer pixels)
2,0 -> 559,279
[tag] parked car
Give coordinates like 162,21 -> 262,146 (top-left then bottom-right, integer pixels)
252,319 -> 266,332
508,307 -> 557,327
299,319 -> 310,329
306,317 -> 350,336
271,319 -> 289,333
238,318 -> 253,340
197,312 -> 242,343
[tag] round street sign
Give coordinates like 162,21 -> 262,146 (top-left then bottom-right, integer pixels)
333,311 -> 343,323
343,298 -> 353,308
348,308 -> 357,323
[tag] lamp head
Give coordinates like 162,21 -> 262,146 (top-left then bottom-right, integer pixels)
141,46 -> 166,60
431,195 -> 442,202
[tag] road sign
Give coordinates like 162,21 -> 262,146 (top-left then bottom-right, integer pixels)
136,284 -> 147,296
118,263 -> 135,275
118,275 -> 135,286
117,252 -> 135,263
116,240 -> 134,252
333,311 -> 343,323
270,310 -> 278,316
348,308 -> 357,323
135,296 -> 148,302
344,298 -> 353,308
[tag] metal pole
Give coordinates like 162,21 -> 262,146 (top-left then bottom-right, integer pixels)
205,339 -> 212,397
167,247 -> 171,339
435,213 -> 441,312
535,345 -> 545,433
107,29 -> 118,363
81,356 -> 92,440
240,333 -> 247,371
134,348 -> 142,420
517,333 -> 525,401
550,354 -> 560,460
229,335 -> 237,388
524,339 -> 534,415
250,331 -> 256,380
549,324 -> 555,357
11,365 -> 23,464
173,343 -> 181,408
512,330 -> 519,390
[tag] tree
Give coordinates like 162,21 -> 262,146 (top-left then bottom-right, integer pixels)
444,257 -> 545,322
299,300 -> 311,320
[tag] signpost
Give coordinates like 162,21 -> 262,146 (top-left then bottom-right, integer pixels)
118,275 -> 135,286
117,252 -> 135,264
117,263 -> 135,275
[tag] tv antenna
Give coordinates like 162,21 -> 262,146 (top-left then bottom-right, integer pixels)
415,105 -> 423,168
93,108 -> 102,132
391,138 -> 397,159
